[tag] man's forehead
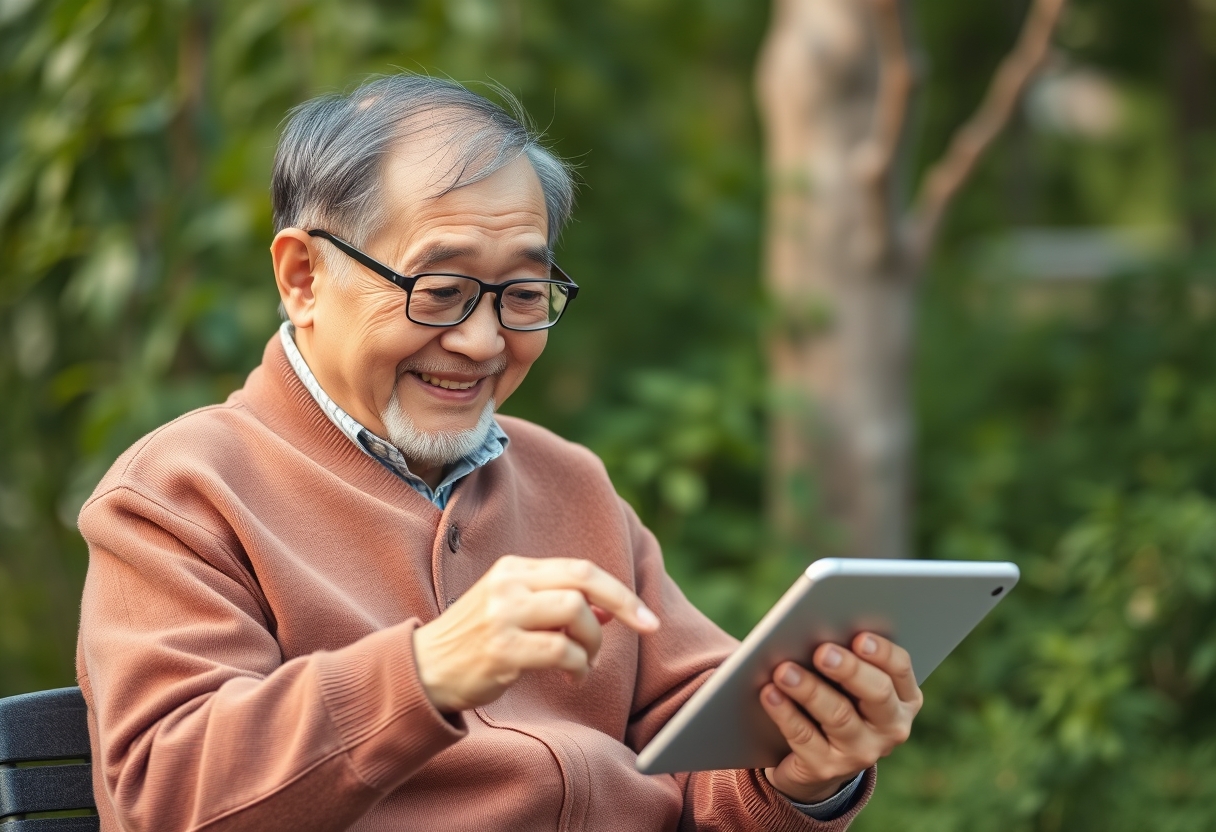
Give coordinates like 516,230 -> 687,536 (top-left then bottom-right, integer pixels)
408,240 -> 553,273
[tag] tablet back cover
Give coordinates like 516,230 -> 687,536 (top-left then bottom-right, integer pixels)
635,558 -> 1018,774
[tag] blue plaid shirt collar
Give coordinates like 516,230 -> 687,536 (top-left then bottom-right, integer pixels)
279,322 -> 507,509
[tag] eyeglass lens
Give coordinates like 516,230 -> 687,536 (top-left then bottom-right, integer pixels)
408,276 -> 571,330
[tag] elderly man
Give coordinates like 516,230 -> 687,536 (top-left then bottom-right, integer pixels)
76,74 -> 921,832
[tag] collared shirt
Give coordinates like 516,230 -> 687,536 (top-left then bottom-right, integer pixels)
279,322 -> 861,819
279,322 -> 507,509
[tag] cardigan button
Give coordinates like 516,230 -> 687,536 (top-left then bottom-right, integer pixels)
446,524 -> 461,553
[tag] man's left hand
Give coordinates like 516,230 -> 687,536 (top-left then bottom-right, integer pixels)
760,632 -> 922,804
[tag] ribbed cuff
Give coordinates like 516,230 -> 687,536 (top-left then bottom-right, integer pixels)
733,766 -> 877,831
789,771 -> 866,820
316,619 -> 466,791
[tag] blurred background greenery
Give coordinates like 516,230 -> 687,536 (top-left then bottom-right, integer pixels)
3,0 -> 1216,828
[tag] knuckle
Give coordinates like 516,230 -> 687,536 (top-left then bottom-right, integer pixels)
823,700 -> 855,731
492,667 -> 521,687
788,719 -> 818,747
892,726 -> 911,746
486,632 -> 516,664
568,559 -> 595,581
558,590 -> 585,616
494,554 -> 522,573
544,636 -> 569,662
485,569 -> 515,594
889,649 -> 913,677
889,720 -> 912,745
484,596 -> 510,622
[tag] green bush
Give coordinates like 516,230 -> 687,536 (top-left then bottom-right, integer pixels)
4,1 -> 1216,828
852,257 -> 1216,831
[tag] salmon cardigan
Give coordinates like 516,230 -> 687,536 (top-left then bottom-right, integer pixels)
75,335 -> 874,831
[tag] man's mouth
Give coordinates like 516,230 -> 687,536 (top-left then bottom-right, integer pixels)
417,372 -> 479,391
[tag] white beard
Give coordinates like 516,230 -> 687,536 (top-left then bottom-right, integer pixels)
379,390 -> 497,468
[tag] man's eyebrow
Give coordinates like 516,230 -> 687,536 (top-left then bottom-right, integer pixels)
409,242 -> 475,273
520,245 -> 555,269
409,242 -> 554,273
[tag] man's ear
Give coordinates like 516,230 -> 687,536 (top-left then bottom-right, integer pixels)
271,229 -> 319,329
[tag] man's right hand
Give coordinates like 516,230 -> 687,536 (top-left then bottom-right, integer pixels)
412,555 -> 661,713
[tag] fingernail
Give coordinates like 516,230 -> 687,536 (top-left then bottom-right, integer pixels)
860,635 -> 877,655
822,647 -> 842,668
636,605 -> 660,629
781,665 -> 801,686
765,686 -> 783,706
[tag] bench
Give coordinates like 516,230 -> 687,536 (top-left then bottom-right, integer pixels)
0,687 -> 99,831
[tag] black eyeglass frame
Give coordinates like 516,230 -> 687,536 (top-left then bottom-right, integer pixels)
307,229 -> 579,331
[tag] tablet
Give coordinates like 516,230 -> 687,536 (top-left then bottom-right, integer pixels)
635,558 -> 1019,774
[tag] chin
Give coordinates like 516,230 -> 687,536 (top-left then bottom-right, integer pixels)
380,394 -> 497,467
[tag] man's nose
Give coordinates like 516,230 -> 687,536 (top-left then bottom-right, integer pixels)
438,293 -> 505,360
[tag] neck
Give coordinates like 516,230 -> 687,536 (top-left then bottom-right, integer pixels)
410,461 -> 447,490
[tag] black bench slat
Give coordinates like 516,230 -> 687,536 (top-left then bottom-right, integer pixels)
0,816 -> 100,831
0,764 -> 95,818
0,687 -> 97,830
0,690 -> 90,765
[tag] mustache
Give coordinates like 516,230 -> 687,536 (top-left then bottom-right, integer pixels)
396,354 -> 509,378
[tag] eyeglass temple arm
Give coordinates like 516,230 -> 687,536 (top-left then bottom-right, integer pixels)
550,263 -> 580,300
307,229 -> 409,287
310,228 -> 578,299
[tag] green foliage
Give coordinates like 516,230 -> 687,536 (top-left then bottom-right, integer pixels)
4,0 -> 1216,829
0,0 -> 772,694
853,257 -> 1216,830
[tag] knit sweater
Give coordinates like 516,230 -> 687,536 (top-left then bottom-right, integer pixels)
75,335 -> 875,832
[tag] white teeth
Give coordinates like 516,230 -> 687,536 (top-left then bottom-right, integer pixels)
419,373 -> 477,390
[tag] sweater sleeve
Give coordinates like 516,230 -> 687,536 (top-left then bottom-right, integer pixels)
77,484 -> 465,832
617,499 -> 875,832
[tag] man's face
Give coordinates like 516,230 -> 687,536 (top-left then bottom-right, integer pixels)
293,147 -> 550,472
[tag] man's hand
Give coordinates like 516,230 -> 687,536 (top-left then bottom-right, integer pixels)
413,555 -> 661,713
760,632 -> 922,804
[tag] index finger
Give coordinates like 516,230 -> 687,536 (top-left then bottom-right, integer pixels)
513,557 -> 660,633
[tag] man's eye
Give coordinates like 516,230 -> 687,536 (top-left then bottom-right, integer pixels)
422,287 -> 463,301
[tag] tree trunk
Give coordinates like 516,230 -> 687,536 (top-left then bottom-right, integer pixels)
757,0 -> 913,558
756,0 -> 1065,559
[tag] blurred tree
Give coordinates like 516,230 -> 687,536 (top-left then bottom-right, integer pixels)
4,0 -> 1216,828
756,0 -> 1063,558
0,0 -> 776,689
853,252 -> 1216,832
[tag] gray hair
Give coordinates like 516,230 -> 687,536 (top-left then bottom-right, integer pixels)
272,74 -> 576,284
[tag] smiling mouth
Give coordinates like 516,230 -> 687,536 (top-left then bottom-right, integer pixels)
417,372 -> 479,390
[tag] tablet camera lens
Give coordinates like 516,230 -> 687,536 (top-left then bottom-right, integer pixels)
991,586 -> 1004,597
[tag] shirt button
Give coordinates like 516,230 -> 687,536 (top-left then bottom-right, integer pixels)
446,524 -> 461,553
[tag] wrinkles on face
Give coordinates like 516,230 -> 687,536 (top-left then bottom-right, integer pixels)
302,151 -> 552,481
397,352 -> 509,381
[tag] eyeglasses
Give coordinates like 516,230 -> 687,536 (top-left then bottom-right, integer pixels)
307,229 -> 579,331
